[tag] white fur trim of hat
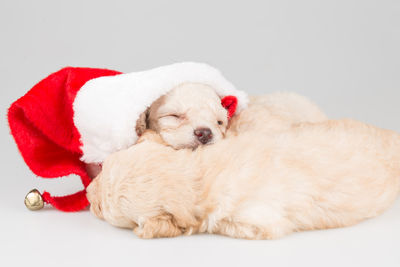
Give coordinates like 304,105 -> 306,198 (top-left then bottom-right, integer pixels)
73,62 -> 248,163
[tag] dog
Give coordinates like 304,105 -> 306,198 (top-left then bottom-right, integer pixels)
85,82 -> 231,178
86,91 -> 326,178
87,120 -> 400,239
86,92 -> 326,178
135,82 -> 230,149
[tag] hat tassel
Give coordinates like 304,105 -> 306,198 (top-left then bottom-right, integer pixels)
25,189 -> 89,212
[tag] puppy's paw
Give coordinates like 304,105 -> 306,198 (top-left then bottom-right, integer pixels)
216,218 -> 294,240
133,214 -> 183,239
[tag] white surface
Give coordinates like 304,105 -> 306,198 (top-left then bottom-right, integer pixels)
2,187 -> 400,267
1,1 -> 399,266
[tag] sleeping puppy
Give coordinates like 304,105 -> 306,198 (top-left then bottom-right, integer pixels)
85,91 -> 325,178
138,88 -> 328,147
86,82 -> 230,178
135,82 -> 230,149
87,120 -> 400,239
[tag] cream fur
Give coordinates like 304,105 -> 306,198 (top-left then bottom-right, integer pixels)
145,83 -> 229,149
87,120 -> 400,239
228,92 -> 327,136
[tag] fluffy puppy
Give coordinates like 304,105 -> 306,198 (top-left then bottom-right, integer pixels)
87,120 -> 400,239
86,82 -> 230,178
227,92 -> 327,136
85,91 -> 325,178
136,82 -> 230,149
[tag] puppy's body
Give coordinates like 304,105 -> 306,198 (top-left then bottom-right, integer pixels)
228,92 -> 327,136
87,120 -> 400,239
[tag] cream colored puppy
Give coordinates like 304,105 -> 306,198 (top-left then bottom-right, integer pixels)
228,92 -> 327,136
86,82 -> 230,178
87,120 -> 400,239
136,83 -> 229,149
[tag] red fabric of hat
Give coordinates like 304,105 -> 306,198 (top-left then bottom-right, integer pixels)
8,67 -> 122,211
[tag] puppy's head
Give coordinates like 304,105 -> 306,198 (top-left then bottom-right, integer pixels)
136,83 -> 232,149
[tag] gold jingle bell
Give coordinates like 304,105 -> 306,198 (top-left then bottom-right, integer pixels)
24,189 -> 44,211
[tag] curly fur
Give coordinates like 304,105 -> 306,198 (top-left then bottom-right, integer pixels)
87,119 -> 400,239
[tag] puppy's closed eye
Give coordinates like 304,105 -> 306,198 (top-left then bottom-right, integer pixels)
160,114 -> 182,119
157,114 -> 185,128
159,114 -> 186,123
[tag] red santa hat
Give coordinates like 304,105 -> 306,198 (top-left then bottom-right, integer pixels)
8,62 -> 248,212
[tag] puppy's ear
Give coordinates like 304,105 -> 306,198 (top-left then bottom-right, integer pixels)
221,96 -> 238,119
135,108 -> 149,136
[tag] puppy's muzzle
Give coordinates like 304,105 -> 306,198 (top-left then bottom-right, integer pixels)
194,128 -> 213,144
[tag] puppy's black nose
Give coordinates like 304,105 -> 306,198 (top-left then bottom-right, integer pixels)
194,128 -> 213,144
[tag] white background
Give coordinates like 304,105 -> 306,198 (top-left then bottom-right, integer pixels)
1,1 -> 399,266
